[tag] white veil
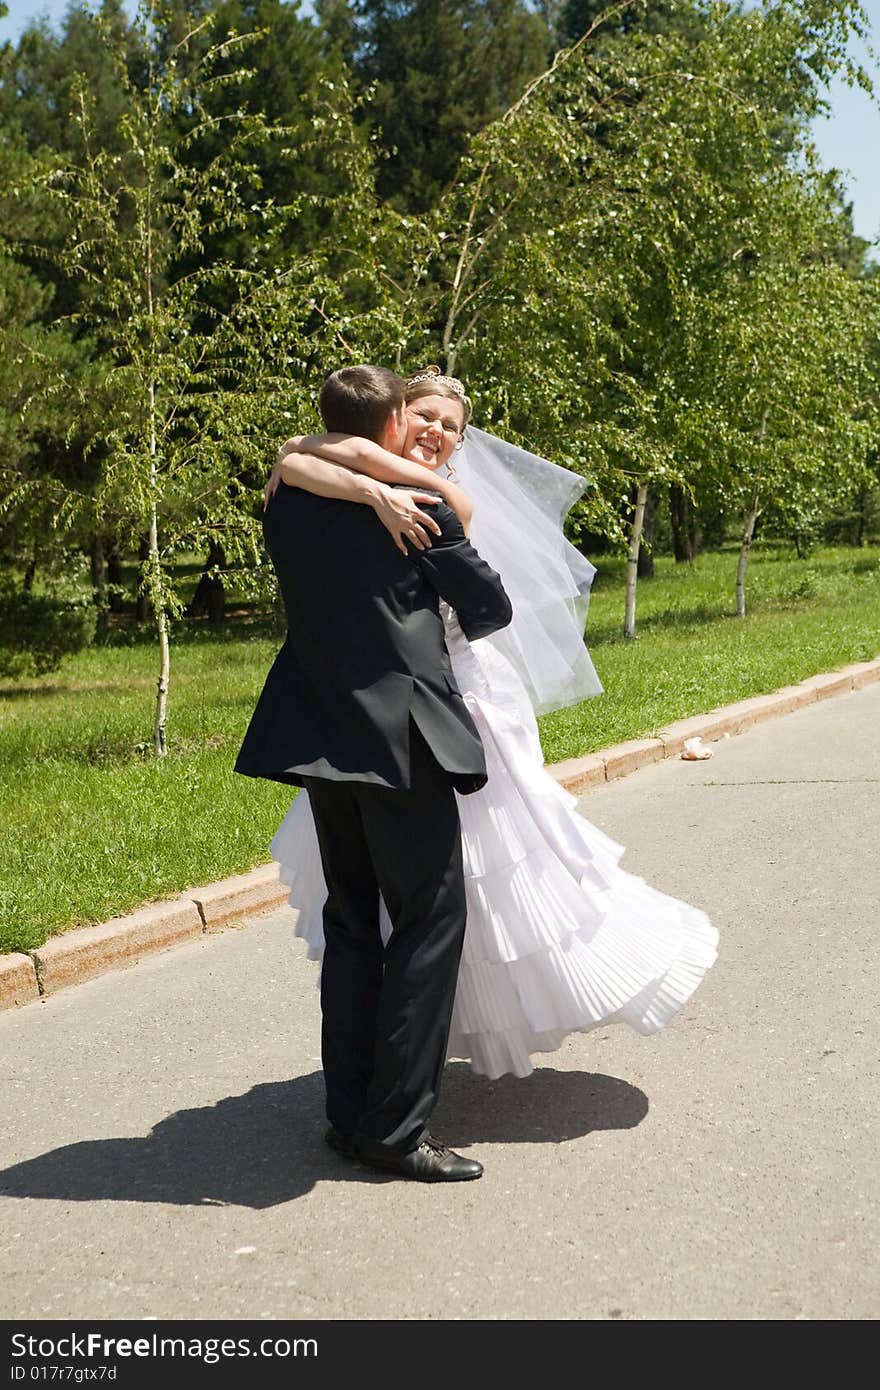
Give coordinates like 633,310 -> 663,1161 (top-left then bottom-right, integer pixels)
453,426 -> 603,715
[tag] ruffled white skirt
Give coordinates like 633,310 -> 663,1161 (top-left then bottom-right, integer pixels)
271,631 -> 718,1080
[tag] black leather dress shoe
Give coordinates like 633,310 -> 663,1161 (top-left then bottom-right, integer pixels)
356,1134 -> 483,1182
324,1126 -> 357,1159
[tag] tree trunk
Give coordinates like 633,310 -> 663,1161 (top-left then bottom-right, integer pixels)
22,547 -> 37,592
736,409 -> 769,617
187,539 -> 226,625
670,483 -> 697,562
736,497 -> 760,618
150,502 -> 170,758
636,485 -> 656,579
90,532 -> 109,638
135,535 -> 151,622
148,380 -> 169,758
624,478 -> 649,639
855,483 -> 868,547
106,536 -> 124,612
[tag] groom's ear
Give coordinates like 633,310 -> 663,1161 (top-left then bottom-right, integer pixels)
382,404 -> 406,450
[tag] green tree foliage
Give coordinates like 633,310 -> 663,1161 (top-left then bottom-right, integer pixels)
0,0 -> 144,321
31,1 -> 343,751
0,0 -> 152,620
1,0 -> 877,676
402,0 -> 878,630
554,0 -> 702,46
0,116 -> 92,602
679,172 -> 878,609
0,1 -> 139,158
351,0 -> 550,210
153,0 -> 364,264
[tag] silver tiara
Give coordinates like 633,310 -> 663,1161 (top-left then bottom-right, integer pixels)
406,365 -> 471,410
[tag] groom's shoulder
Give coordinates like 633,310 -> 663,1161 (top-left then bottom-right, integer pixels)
262,483 -> 388,563
265,482 -> 322,514
264,483 -> 362,527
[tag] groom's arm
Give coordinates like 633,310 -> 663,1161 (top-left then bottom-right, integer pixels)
410,499 -> 513,641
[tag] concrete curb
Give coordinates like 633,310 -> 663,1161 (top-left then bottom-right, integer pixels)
548,656 -> 880,794
1,866 -> 289,1012
0,953 -> 41,1010
3,654 -> 879,1012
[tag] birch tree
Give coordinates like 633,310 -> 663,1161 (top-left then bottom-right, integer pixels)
37,1 -> 320,753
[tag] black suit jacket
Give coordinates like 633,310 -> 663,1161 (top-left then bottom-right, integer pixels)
235,485 -> 513,794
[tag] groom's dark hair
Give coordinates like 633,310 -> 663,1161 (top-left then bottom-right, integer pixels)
319,365 -> 405,443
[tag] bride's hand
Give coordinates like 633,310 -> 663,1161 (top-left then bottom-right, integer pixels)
371,484 -> 442,555
263,461 -> 283,509
263,438 -> 305,509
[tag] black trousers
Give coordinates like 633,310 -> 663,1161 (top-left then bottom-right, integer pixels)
304,725 -> 467,1157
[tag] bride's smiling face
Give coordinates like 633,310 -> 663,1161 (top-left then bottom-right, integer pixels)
403,393 -> 465,470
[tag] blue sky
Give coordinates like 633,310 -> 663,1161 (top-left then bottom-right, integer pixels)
2,0 -> 879,244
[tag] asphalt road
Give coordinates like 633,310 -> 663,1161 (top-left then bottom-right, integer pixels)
1,683 -> 878,1322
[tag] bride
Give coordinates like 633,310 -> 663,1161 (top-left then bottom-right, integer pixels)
266,366 -> 718,1080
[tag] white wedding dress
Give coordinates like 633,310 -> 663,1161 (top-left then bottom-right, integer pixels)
270,603 -> 719,1080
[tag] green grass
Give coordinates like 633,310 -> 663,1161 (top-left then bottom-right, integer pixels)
1,630 -> 293,953
539,543 -> 880,760
2,542 -> 879,953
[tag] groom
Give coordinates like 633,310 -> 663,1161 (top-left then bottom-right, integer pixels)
236,365 -> 512,1182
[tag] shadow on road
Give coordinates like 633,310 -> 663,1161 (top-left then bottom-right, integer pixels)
435,1062 -> 649,1147
0,1066 -> 647,1209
